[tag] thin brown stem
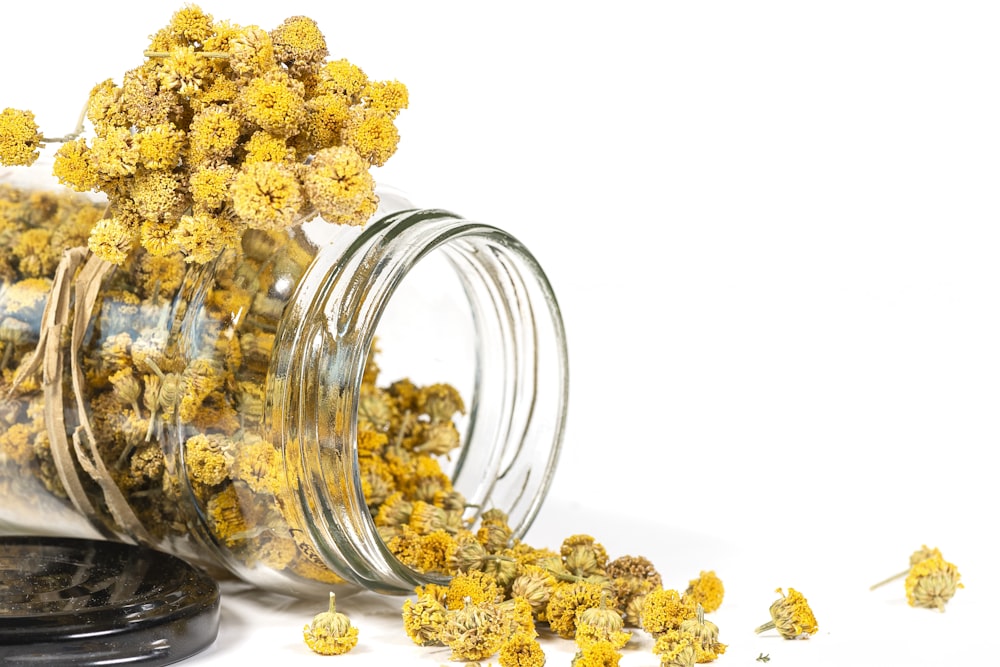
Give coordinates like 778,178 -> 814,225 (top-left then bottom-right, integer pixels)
869,569 -> 909,591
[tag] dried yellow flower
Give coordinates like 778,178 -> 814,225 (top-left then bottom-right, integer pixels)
498,632 -> 545,667
640,589 -> 697,638
87,215 -> 136,265
440,598 -> 508,662
0,108 -> 44,167
90,127 -> 139,178
52,138 -> 99,191
754,587 -> 818,639
269,15 -> 328,75
226,25 -> 275,78
188,105 -> 242,165
317,58 -> 368,99
905,554 -> 963,611
684,570 -> 724,614
547,580 -> 607,639
346,108 -> 401,167
302,592 -> 359,656
575,595 -> 631,650
572,640 -> 622,667
154,45 -> 213,95
165,4 -> 215,44
237,69 -> 306,138
678,604 -> 726,663
301,145 -> 377,227
231,161 -> 303,230
136,124 -> 185,170
652,629 -> 698,667
402,594 -> 447,646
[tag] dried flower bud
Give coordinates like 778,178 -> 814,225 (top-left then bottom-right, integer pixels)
510,566 -> 556,618
561,534 -> 609,578
0,108 -> 43,166
684,570 -> 724,613
652,629 -> 698,667
905,554 -> 963,611
438,597 -> 506,662
402,594 -> 446,646
678,604 -> 727,662
572,640 -> 623,667
108,368 -> 142,415
606,554 -> 662,590
302,592 -> 359,655
754,587 -> 818,639
640,588 -> 697,637
575,595 -> 631,650
450,534 -> 488,573
498,631 -> 545,667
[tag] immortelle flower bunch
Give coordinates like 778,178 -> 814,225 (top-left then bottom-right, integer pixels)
0,4 -> 407,265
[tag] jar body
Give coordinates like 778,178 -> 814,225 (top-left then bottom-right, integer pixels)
0,172 -> 568,596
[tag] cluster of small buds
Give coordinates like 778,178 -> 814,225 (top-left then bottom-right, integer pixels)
0,4 -> 407,266
393,520 -> 728,665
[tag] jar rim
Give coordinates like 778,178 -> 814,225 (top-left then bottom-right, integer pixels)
269,200 -> 569,592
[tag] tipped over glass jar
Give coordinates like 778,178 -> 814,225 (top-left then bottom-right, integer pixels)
0,166 -> 568,597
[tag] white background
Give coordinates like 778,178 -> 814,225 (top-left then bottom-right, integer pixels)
2,1 -> 997,665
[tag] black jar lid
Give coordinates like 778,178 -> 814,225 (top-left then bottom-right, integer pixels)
0,535 -> 220,665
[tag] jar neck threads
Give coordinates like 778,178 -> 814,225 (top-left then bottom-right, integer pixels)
271,202 -> 568,592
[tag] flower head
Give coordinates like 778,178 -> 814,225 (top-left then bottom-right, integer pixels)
754,587 -> 818,639
572,640 -> 622,667
575,595 -> 631,650
302,592 -> 359,655
0,108 -> 43,166
439,597 -> 507,662
652,629 -> 698,667
402,594 -> 447,646
498,632 -> 545,667
238,68 -> 306,138
231,161 -> 304,230
269,15 -> 328,75
684,570 -> 724,614
905,554 -> 962,611
302,145 -> 377,226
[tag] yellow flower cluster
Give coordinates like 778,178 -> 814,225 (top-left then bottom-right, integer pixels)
393,516 -> 728,665
0,5 -> 407,266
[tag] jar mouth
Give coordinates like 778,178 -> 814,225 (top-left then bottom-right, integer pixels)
270,193 -> 569,593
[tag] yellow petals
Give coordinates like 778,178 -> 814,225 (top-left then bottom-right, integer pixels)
0,108 -> 43,166
684,570 -> 724,614
155,45 -> 212,95
189,164 -> 236,210
303,593 -> 359,656
189,105 -> 242,165
755,587 -> 818,639
346,108 -> 401,167
89,127 -> 139,178
87,215 -> 136,264
232,161 -> 304,229
302,145 -> 377,226
640,589 -> 697,637
136,124 -> 185,170
238,69 -> 306,138
270,15 -> 328,74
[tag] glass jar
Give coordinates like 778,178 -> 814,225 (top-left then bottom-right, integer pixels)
0,165 -> 568,597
